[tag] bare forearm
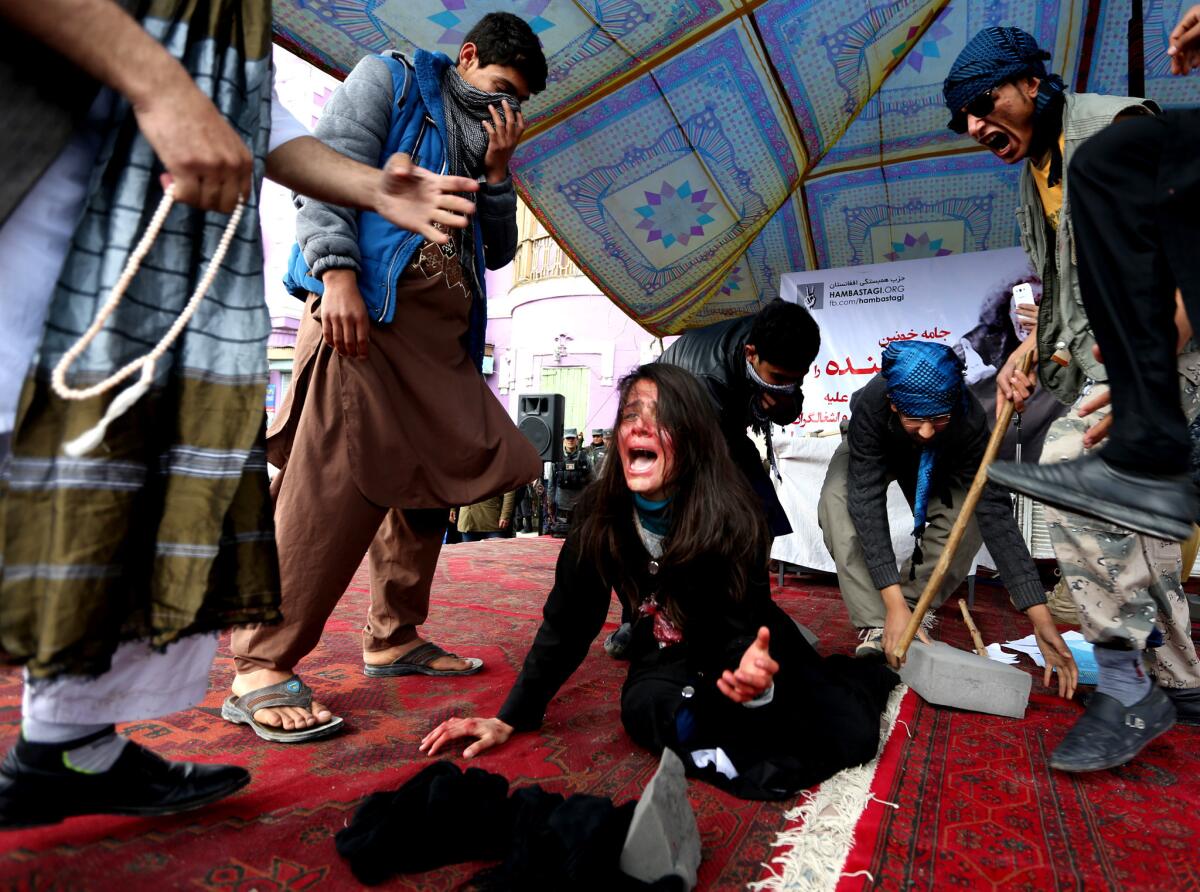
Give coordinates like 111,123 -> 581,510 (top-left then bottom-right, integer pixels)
266,136 -> 383,211
0,0 -> 186,106
881,584 -> 907,611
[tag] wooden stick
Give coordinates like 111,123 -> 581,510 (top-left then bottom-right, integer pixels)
892,352 -> 1033,664
959,599 -> 987,658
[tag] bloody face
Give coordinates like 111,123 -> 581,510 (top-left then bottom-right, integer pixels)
617,379 -> 675,501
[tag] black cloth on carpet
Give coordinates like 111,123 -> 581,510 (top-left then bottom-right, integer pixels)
334,761 -> 683,890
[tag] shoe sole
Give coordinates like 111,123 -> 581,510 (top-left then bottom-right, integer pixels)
1049,714 -> 1176,772
0,772 -> 250,829
362,657 -> 483,677
987,465 -> 1194,543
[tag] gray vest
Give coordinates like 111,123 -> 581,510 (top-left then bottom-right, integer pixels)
1019,91 -> 1158,404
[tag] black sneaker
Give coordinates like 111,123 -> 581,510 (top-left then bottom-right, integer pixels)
604,622 -> 633,659
1049,686 -> 1176,773
0,738 -> 250,829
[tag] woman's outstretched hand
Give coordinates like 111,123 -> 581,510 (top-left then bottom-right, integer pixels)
419,716 -> 513,759
718,627 -> 779,703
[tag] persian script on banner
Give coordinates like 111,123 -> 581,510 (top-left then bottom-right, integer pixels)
780,248 -> 1036,430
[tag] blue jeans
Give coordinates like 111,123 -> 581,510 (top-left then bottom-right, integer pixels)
461,530 -> 505,542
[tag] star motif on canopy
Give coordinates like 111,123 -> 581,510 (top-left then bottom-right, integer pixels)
884,231 -> 954,262
634,180 -> 718,250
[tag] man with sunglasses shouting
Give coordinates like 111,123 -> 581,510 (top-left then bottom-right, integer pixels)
818,341 -> 1075,689
943,26 -> 1200,772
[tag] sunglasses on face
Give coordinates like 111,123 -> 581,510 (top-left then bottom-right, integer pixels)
951,86 -> 1000,134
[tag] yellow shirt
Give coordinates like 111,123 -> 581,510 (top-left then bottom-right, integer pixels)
1030,133 -> 1066,229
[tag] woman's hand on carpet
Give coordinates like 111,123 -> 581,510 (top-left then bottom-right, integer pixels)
420,716 -> 513,758
1028,607 -> 1078,699
718,627 -> 778,703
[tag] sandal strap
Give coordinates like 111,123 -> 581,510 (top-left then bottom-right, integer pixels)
239,676 -> 314,714
400,641 -> 457,667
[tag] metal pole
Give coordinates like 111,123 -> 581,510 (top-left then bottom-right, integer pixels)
1129,0 -> 1145,96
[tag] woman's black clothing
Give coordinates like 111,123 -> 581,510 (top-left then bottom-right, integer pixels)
498,532 -> 898,800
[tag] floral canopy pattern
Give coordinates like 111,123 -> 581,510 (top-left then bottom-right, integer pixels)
272,0 -> 1189,335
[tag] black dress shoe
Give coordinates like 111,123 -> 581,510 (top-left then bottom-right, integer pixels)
1166,686 -> 1200,726
1049,686 -> 1176,772
988,454 -> 1196,543
0,740 -> 249,828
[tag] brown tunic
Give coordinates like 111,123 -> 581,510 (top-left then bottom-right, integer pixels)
268,243 -> 541,509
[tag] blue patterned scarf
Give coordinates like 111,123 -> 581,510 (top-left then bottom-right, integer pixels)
881,341 -> 964,563
943,26 -> 1066,134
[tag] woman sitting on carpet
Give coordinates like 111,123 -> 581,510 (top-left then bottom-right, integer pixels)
421,364 -> 899,800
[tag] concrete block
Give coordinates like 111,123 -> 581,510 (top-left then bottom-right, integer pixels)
620,748 -> 701,890
899,641 -> 1032,719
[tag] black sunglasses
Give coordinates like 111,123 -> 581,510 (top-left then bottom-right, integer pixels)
950,86 -> 1000,133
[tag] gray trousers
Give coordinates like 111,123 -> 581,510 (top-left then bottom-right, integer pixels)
818,439 -> 982,629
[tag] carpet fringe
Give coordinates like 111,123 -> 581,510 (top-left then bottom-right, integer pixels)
748,684 -> 909,892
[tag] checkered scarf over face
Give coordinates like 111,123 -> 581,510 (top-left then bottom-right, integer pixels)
439,65 -> 522,296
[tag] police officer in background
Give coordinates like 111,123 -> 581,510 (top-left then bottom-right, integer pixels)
549,428 -> 591,533
583,427 -> 608,476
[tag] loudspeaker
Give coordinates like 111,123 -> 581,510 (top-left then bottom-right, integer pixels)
518,393 -> 565,462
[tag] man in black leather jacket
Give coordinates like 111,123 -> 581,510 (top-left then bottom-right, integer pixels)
658,298 -> 820,537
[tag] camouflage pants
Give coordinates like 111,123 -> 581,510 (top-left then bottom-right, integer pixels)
1041,369 -> 1200,689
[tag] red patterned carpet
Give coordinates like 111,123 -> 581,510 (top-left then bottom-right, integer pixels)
0,537 -> 1197,891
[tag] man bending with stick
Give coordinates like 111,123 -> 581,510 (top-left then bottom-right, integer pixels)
819,340 -> 1075,694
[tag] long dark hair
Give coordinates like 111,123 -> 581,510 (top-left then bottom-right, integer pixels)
574,364 -> 770,621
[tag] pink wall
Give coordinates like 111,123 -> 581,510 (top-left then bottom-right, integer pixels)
482,265 -> 675,432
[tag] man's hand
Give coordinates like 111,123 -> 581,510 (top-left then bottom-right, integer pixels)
419,716 -> 513,758
138,75 -> 252,213
1169,5 -> 1200,75
320,268 -> 370,359
718,627 -> 779,703
880,585 -> 931,669
0,0 -> 251,214
499,518 -> 510,530
448,509 -> 457,523
1015,302 -> 1038,336
1078,386 -> 1113,449
1026,605 -> 1078,699
481,99 -> 525,185
265,141 -> 477,243
374,153 -> 478,244
996,338 -> 1038,419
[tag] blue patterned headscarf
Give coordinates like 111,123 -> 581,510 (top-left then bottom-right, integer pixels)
943,26 -> 1066,133
881,341 -> 964,548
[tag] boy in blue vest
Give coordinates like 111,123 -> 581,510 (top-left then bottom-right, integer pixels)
227,13 -> 547,741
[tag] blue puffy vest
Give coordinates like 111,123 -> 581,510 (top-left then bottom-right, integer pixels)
283,49 -> 488,370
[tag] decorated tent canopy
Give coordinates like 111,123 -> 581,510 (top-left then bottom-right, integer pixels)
273,0 -> 1195,335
